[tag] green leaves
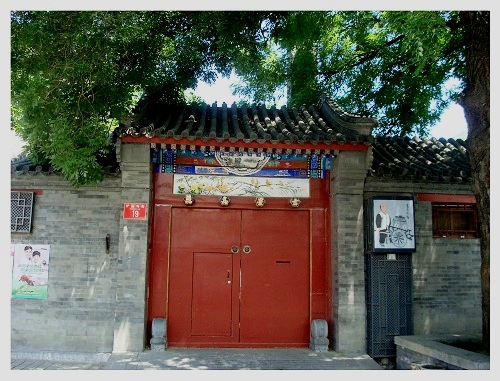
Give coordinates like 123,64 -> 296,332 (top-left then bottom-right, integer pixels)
11,11 -> 469,185
231,11 -> 466,135
12,11 -> 204,185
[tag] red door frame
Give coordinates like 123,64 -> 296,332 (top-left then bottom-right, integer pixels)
147,172 -> 332,347
167,208 -> 311,347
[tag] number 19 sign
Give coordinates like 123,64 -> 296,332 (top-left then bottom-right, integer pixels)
123,203 -> 148,220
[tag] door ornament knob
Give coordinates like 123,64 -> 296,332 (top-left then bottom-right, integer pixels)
243,245 -> 251,254
255,197 -> 266,208
231,245 -> 239,253
219,196 -> 231,207
183,194 -> 194,205
290,197 -> 301,207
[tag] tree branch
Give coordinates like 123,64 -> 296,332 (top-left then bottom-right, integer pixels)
320,34 -> 405,78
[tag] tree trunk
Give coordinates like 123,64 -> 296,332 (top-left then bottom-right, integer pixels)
458,11 -> 490,351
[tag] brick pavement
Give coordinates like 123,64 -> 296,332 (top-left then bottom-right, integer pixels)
11,348 -> 383,370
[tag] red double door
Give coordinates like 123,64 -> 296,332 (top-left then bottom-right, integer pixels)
167,208 -> 310,347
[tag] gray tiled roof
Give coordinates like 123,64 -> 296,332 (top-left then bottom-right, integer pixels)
11,136 -> 471,183
10,154 -> 120,177
369,135 -> 471,182
11,93 -> 471,184
116,94 -> 377,150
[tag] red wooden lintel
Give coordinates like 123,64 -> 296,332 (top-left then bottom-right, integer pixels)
417,193 -> 476,203
11,189 -> 44,195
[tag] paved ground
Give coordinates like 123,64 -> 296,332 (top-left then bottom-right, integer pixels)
11,348 -> 384,370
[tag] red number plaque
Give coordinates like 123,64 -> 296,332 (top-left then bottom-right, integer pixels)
123,203 -> 147,219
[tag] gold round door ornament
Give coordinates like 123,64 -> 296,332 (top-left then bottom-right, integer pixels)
219,195 -> 231,207
255,197 -> 266,208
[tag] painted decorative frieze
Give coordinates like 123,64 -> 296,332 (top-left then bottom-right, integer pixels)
152,148 -> 332,197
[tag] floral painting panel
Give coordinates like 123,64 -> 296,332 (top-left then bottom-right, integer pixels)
173,174 -> 310,198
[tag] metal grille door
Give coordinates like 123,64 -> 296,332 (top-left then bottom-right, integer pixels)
366,253 -> 413,357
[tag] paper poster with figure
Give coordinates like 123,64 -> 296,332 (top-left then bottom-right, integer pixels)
11,244 -> 50,299
369,197 -> 416,252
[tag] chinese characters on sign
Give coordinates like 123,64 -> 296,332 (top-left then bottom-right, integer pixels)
11,244 -> 50,299
123,203 -> 148,220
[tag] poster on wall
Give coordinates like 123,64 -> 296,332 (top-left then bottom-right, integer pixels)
366,196 -> 416,253
11,244 -> 50,299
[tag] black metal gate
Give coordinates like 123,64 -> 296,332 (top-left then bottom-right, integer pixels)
365,253 -> 413,358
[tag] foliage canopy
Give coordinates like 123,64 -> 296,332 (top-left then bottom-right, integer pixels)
11,11 -> 466,185
232,11 -> 466,136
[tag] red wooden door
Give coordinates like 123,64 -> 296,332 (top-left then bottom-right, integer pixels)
168,208 -> 240,345
239,210 -> 310,345
167,207 -> 310,347
191,252 -> 233,336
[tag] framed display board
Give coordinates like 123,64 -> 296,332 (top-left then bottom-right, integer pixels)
365,196 -> 416,253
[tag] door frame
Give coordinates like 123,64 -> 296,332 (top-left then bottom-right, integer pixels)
166,207 -> 312,347
146,172 -> 331,347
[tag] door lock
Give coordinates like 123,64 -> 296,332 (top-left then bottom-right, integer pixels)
243,245 -> 251,254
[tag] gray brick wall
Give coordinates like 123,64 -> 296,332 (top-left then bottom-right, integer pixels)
330,150 -> 368,353
412,200 -> 481,334
364,178 -> 482,336
112,142 -> 152,352
10,141 -> 153,355
11,175 -> 122,353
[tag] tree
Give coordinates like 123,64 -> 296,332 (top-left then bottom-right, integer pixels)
458,11 -> 489,351
11,10 -> 283,185
11,11 -> 181,185
233,12 -> 466,135
11,10 -> 489,349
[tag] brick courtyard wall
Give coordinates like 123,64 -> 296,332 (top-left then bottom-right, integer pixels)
364,178 -> 482,335
112,142 -> 152,352
11,141 -> 480,355
329,150 -> 369,353
11,174 -> 122,354
11,141 -> 152,354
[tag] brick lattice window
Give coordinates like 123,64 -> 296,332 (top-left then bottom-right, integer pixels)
11,191 -> 34,233
432,203 -> 479,238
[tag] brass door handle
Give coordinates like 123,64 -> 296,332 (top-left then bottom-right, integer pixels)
243,245 -> 251,254
231,245 -> 239,253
